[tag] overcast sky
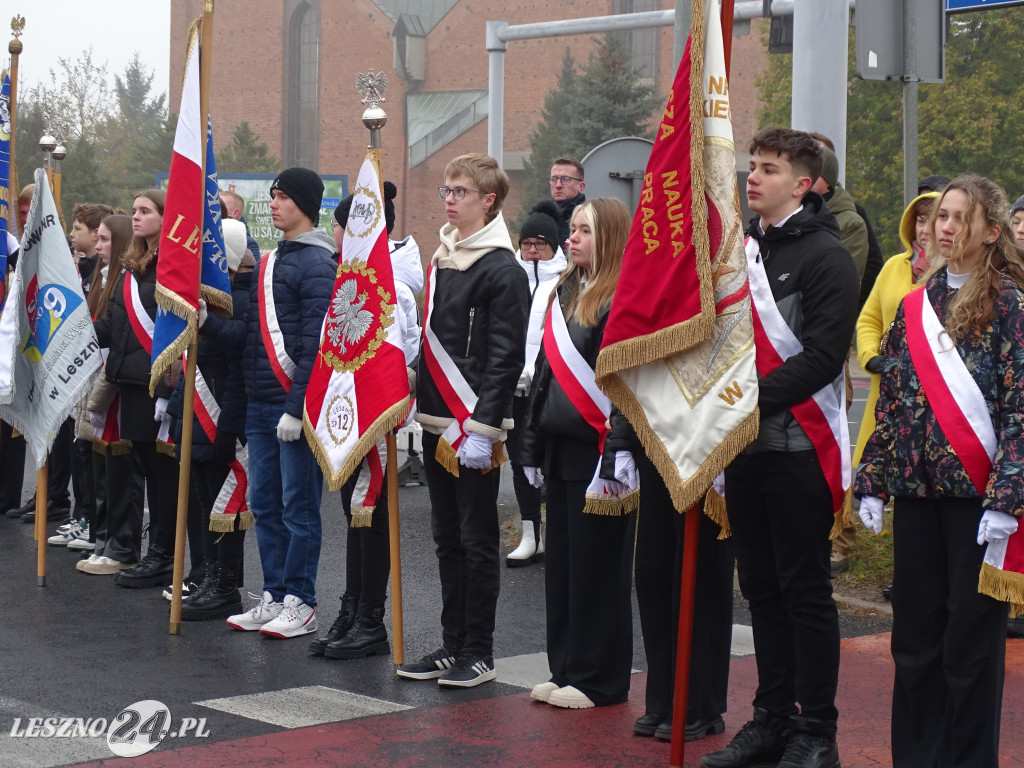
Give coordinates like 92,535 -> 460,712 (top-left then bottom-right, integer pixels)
8,1 -> 171,100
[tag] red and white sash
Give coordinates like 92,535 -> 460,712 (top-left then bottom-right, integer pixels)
124,273 -> 155,355
349,439 -> 387,528
421,264 -> 501,475
746,237 -> 850,516
258,249 -> 296,393
91,348 -> 128,450
542,300 -> 638,515
187,350 -> 251,531
903,286 -> 1024,610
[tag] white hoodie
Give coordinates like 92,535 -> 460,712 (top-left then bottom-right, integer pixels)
389,235 -> 424,366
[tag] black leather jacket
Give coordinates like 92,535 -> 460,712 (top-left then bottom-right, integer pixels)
416,248 -> 530,435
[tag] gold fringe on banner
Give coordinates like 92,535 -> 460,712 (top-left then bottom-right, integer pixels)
703,488 -> 730,539
156,440 -> 176,457
583,488 -> 640,517
979,562 -> 1024,618
304,397 -> 410,492
350,508 -> 373,528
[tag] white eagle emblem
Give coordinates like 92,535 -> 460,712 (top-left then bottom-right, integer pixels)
327,279 -> 373,352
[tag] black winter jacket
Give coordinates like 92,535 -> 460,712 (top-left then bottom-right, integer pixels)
93,255 -> 171,398
519,283 -> 610,481
416,248 -> 529,436
745,193 -> 859,453
169,270 -> 251,462
238,230 -> 336,417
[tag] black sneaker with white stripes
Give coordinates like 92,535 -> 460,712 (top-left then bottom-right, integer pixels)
396,647 -> 458,680
437,652 -> 496,688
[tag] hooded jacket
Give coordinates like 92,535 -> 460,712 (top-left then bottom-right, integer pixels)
516,246 -> 568,394
238,228 -> 336,416
389,235 -> 424,367
745,193 -> 859,453
415,212 -> 530,439
852,191 -> 939,464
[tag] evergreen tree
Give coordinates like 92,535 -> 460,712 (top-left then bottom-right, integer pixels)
216,122 -> 280,175
521,34 -> 659,216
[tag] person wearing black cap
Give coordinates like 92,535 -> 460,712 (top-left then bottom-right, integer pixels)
917,174 -> 950,195
213,166 -> 337,639
309,181 -> 423,659
505,200 -> 566,567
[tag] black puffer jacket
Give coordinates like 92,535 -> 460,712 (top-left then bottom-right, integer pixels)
519,282 -> 610,481
744,193 -> 859,453
168,270 -> 251,462
238,229 -> 336,416
416,247 -> 529,437
93,255 -> 171,398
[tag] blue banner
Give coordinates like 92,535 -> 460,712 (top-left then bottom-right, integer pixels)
0,71 -> 12,313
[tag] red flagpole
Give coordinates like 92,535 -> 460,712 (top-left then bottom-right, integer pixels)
668,2 -> 734,766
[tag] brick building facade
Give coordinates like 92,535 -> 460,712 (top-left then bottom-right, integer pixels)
169,0 -> 769,255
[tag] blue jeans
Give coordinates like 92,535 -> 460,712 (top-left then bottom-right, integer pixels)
246,399 -> 324,606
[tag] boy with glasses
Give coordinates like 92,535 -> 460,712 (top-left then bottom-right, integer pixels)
548,158 -> 586,248
398,153 -> 529,687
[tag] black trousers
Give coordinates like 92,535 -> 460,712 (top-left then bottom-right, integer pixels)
545,474 -> 635,706
0,421 -> 26,512
97,449 -> 145,563
890,497 -> 1008,768
133,442 -> 180,554
506,396 -> 542,525
423,431 -> 501,657
340,470 -> 390,608
725,449 -> 840,722
46,417 -> 74,510
192,461 -> 245,569
635,453 -> 734,721
72,439 -> 94,523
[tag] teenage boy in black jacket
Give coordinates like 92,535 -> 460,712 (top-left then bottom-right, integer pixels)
700,128 -> 858,768
397,153 -> 529,688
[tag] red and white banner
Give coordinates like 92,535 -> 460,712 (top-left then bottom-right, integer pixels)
596,0 -> 758,516
258,249 -> 296,393
303,151 -> 410,491
748,238 -> 850,518
903,286 -> 1024,613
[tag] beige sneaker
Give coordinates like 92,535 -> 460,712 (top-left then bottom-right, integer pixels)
80,556 -> 133,575
76,554 -> 100,572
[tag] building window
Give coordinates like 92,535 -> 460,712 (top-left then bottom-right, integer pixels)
613,0 -> 660,84
287,3 -> 319,168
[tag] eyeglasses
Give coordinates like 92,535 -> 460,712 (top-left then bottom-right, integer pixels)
520,239 -> 550,251
548,175 -> 582,185
438,186 -> 481,201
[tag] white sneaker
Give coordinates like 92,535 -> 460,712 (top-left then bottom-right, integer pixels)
67,536 -> 95,551
76,554 -> 101,572
259,594 -> 317,638
48,520 -> 86,546
227,591 -> 284,631
79,556 -> 133,575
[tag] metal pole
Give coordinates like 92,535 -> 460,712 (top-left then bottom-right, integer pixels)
790,0 -> 848,176
902,0 -> 918,207
674,0 -> 692,70
486,21 -> 508,164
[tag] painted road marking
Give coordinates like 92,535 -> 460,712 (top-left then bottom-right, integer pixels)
196,685 -> 411,729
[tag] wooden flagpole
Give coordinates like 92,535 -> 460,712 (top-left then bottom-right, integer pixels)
35,464 -> 47,586
169,0 -> 214,635
387,432 -> 404,664
669,1 -> 734,765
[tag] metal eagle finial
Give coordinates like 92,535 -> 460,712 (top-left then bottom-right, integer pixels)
11,15 -> 25,38
355,70 -> 389,109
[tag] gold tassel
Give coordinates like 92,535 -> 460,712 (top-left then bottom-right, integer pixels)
238,510 -> 254,530
350,508 -> 373,528
582,489 -> 640,517
108,440 -> 132,456
435,438 -> 460,477
155,440 -> 176,457
208,512 -> 237,533
979,562 -> 1024,617
703,489 -> 731,540
829,487 -> 854,540
482,440 -> 508,474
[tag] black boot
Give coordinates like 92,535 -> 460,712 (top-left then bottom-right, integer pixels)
114,548 -> 174,589
776,716 -> 839,768
699,708 -> 789,768
324,604 -> 389,659
181,561 -> 215,605
180,563 -> 243,621
308,594 -> 358,655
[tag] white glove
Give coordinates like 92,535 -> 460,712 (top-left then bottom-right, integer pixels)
524,466 -> 543,489
614,451 -> 638,491
858,496 -> 884,535
977,509 -> 1019,545
154,397 -> 169,423
602,479 -> 631,496
276,413 -> 303,442
457,431 -> 493,470
89,411 -> 105,431
198,299 -> 208,328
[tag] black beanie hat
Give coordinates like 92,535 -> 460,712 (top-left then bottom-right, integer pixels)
519,199 -> 560,250
1012,194 -> 1024,218
383,181 -> 397,235
270,167 -> 324,227
334,195 -> 353,228
918,174 -> 950,194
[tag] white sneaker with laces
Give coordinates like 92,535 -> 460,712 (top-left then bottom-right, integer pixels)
259,594 -> 317,638
48,520 -> 85,546
227,591 -> 284,631
76,553 -> 101,572
67,535 -> 95,551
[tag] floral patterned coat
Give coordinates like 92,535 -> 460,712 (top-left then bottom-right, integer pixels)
854,268 -> 1024,520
